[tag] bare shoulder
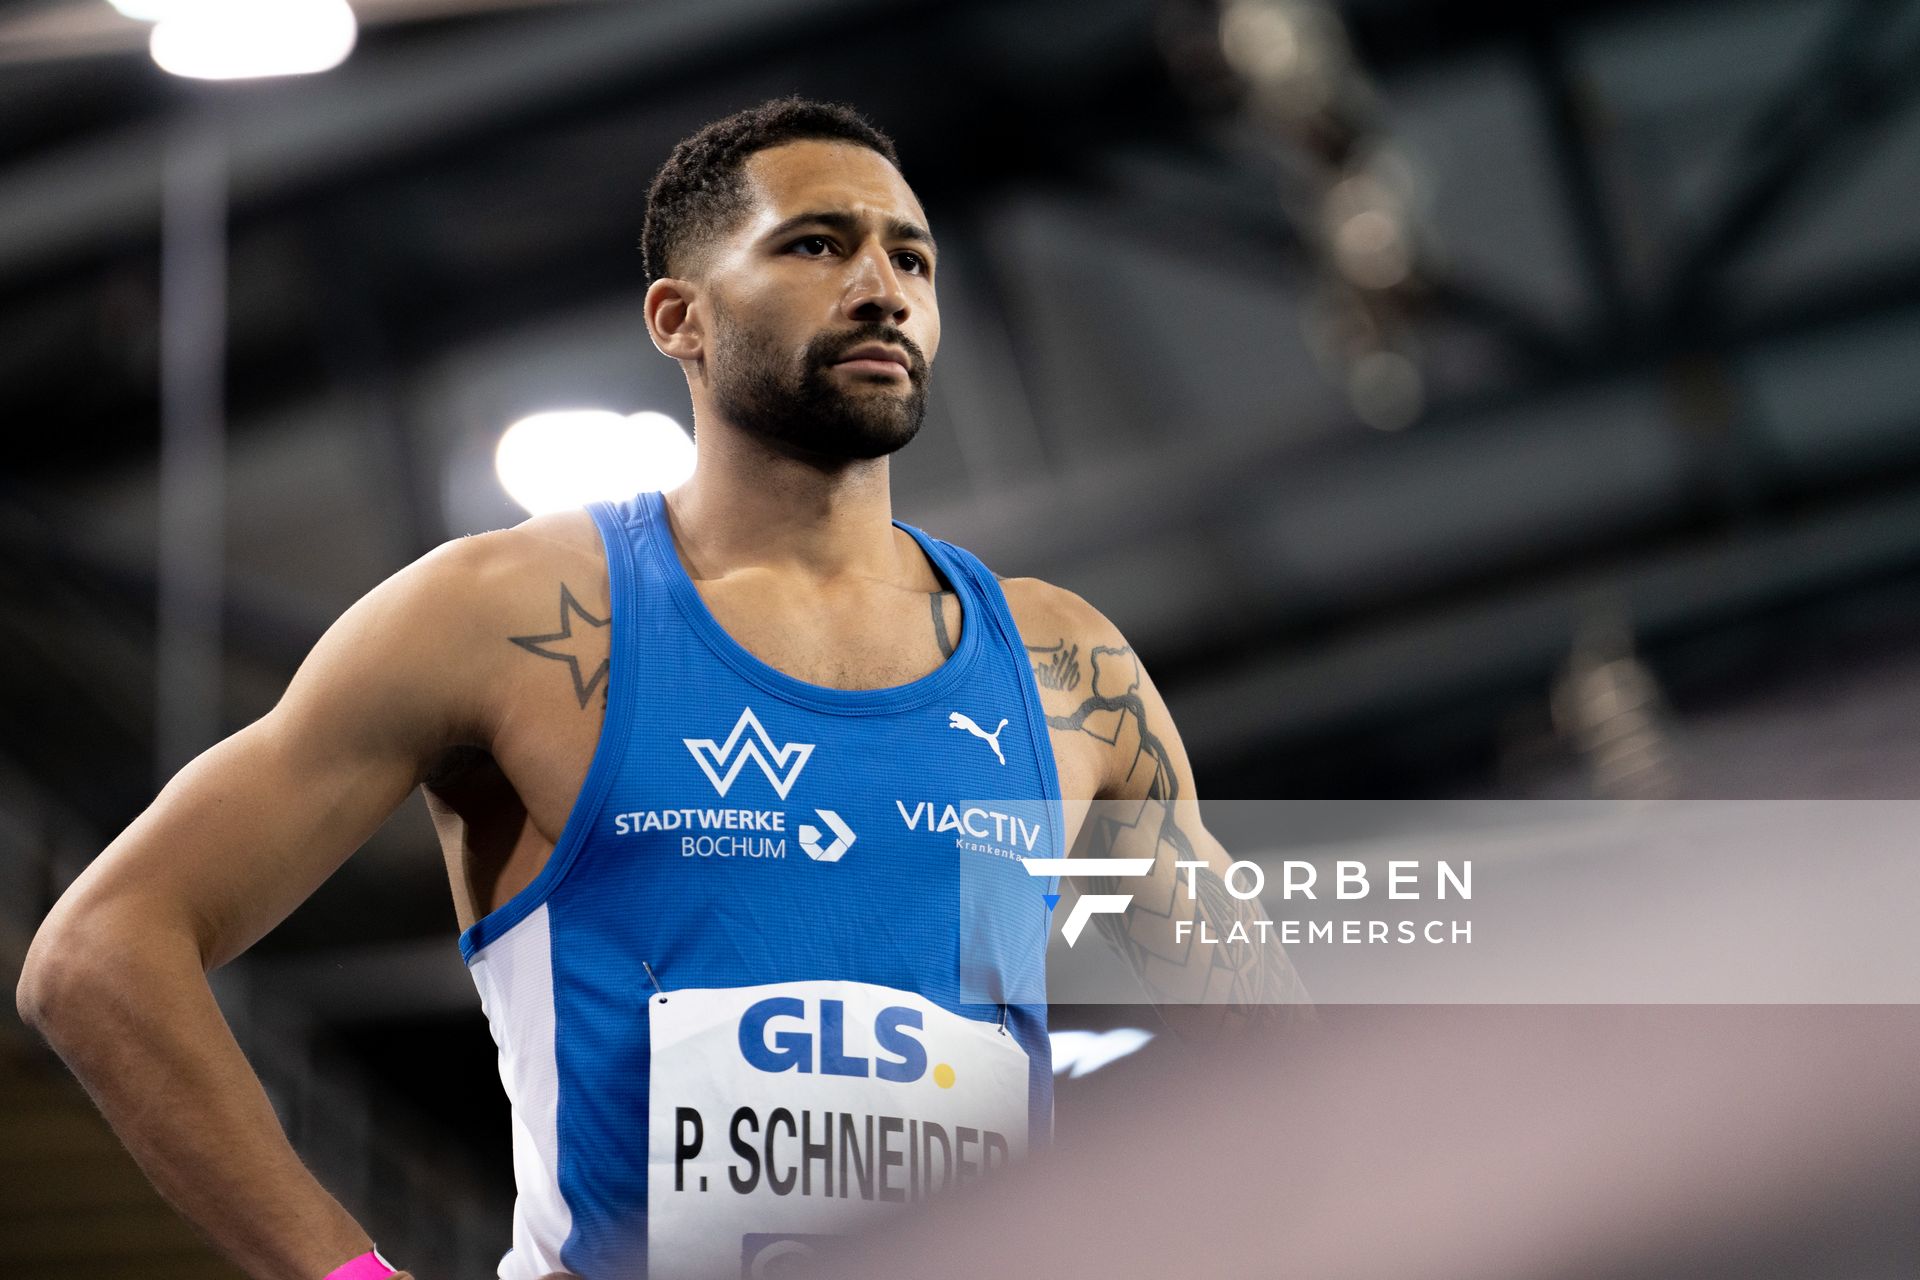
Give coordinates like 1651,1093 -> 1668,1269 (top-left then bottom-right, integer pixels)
488,507 -> 607,571
999,576 -> 1125,653
422,509 -> 603,591
999,577 -> 1191,804
290,510 -> 608,756
395,510 -> 608,642
1000,577 -> 1159,801
999,576 -> 1143,696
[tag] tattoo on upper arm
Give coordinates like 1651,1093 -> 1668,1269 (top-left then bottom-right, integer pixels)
929,591 -> 957,659
508,584 -> 609,710
1028,641 -> 1082,691
1034,639 -> 1310,1020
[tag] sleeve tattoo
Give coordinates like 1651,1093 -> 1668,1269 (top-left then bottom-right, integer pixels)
1032,641 -> 1311,1023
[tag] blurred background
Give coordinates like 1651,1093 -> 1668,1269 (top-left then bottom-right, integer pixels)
2,0 -> 1919,1273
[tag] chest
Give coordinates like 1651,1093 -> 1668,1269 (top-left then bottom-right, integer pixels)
694,571 -> 954,690
683,577 -> 1106,807
475,575 -> 948,826
484,586 -> 1108,816
441,567 -> 1106,928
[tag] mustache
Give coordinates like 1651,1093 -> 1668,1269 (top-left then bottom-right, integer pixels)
809,325 -> 928,378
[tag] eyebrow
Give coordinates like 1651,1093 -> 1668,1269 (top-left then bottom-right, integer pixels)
761,209 -> 939,262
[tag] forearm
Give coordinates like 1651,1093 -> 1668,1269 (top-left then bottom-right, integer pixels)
1080,801 -> 1312,1028
19,916 -> 382,1280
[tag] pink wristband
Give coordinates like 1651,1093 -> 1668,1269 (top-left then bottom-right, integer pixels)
324,1249 -> 399,1280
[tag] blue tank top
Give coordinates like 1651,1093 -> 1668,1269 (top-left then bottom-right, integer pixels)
459,490 -> 1063,1280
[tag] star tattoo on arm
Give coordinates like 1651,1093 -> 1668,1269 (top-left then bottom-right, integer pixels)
508,584 -> 609,709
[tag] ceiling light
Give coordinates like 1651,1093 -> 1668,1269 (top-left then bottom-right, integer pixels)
1348,350 -> 1424,431
106,0 -> 177,20
495,410 -> 696,516
149,0 -> 357,81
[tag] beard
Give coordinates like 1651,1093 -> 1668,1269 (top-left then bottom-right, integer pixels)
707,305 -> 929,462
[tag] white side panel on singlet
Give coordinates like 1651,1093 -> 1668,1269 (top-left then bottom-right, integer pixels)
469,903 -> 573,1279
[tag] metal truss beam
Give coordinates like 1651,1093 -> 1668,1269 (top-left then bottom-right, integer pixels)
1665,0 -> 1920,320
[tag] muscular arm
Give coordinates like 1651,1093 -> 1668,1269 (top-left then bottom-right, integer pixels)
1013,586 -> 1310,1037
13,534 -> 508,1280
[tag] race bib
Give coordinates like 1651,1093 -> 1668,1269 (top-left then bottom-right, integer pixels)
646,980 -> 1032,1279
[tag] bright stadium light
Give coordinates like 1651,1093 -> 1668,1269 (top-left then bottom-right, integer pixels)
148,0 -> 357,81
106,0 -> 176,20
495,410 -> 696,516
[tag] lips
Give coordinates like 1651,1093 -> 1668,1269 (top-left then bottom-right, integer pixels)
832,342 -> 911,375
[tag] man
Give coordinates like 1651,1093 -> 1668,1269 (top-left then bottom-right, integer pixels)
17,98 -> 1303,1280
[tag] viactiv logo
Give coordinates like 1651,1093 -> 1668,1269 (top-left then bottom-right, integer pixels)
684,707 -> 814,798
737,997 -> 938,1084
1021,857 -> 1155,946
797,809 -> 855,862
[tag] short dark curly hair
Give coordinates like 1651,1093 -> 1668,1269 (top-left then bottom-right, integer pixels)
640,96 -> 902,286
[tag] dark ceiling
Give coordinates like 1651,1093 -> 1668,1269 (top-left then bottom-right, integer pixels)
5,0 -> 1920,807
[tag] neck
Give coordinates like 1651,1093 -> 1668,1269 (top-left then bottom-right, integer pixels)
663,418 -> 906,582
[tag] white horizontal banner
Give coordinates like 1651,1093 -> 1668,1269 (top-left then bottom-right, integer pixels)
956,801 -> 1920,1004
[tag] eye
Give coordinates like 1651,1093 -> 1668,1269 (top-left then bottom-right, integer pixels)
893,250 -> 930,276
788,235 -> 836,258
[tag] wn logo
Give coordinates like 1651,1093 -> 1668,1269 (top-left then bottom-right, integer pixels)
1021,857 -> 1154,946
741,1235 -> 839,1278
797,810 -> 855,863
738,996 -> 930,1082
684,707 -> 814,798
947,710 -> 1008,765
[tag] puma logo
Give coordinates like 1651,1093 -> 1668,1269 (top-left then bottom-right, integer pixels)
948,711 -> 1009,765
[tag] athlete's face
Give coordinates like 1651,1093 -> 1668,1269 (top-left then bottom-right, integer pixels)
699,140 -> 940,461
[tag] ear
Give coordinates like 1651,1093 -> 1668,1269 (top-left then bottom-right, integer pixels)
645,277 -> 704,363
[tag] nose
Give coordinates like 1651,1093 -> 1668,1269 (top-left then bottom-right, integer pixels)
842,241 -> 910,326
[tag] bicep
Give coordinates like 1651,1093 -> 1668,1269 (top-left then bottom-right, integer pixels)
1022,602 -> 1194,807
46,548 -> 482,971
